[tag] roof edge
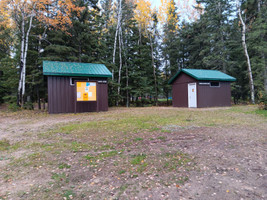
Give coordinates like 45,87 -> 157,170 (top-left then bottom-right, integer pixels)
43,72 -> 112,78
168,70 -> 182,84
168,69 -> 236,84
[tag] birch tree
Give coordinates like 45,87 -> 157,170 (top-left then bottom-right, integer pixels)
236,0 -> 255,104
0,0 -> 81,107
111,0 -> 123,106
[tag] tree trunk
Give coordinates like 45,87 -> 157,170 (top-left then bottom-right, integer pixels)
114,0 -> 122,106
264,61 -> 267,93
117,26 -> 122,106
37,87 -> 41,110
237,0 -> 255,104
18,12 -> 25,107
17,8 -> 34,107
42,98 -> 45,110
126,61 -> 129,107
112,0 -> 122,64
78,42 -> 82,63
120,26 -> 129,108
21,13 -> 34,107
149,34 -> 158,106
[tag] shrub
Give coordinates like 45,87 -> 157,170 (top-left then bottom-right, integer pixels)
23,101 -> 34,110
258,93 -> 267,110
8,103 -> 20,112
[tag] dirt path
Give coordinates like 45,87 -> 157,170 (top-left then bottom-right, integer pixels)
0,107 -> 266,199
177,127 -> 267,200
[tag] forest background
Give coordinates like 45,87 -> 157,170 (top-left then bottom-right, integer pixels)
0,0 -> 266,109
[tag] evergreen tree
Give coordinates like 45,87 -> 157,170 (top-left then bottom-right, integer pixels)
161,0 -> 180,101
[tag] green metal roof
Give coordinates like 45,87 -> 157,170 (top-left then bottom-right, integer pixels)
43,61 -> 112,78
168,69 -> 236,84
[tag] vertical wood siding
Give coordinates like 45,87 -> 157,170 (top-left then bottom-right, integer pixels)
197,82 -> 231,108
171,72 -> 232,108
172,73 -> 196,107
47,76 -> 108,113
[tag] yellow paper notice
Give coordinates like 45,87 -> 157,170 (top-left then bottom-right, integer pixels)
76,82 -> 97,101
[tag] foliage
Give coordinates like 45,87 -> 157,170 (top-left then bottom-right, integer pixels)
0,0 -> 266,107
258,92 -> 267,110
0,57 -> 18,103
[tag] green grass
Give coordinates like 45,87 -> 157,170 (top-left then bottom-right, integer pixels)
118,169 -> 126,174
1,105 -> 266,199
84,150 -> 122,165
52,106 -> 264,139
230,106 -> 267,118
130,154 -> 146,165
163,152 -> 193,171
0,139 -> 10,151
62,190 -> 76,200
255,109 -> 267,117
58,163 -> 71,169
51,172 -> 69,184
133,137 -> 143,142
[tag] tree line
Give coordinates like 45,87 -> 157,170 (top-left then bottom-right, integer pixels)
0,0 -> 266,109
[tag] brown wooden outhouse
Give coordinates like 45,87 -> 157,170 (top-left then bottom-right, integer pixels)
43,61 -> 112,114
168,69 -> 236,108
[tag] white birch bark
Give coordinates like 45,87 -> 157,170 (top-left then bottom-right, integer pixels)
236,0 -> 255,104
117,25 -> 122,106
18,11 -> 25,105
112,0 -> 122,64
17,5 -> 35,106
21,12 -> 34,102
113,0 -> 122,106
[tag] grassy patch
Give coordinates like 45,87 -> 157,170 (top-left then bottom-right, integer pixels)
71,141 -> 91,152
137,162 -> 148,173
51,172 -> 68,183
162,152 -> 193,172
118,169 -> 126,174
57,124 -> 77,134
255,109 -> 267,117
62,190 -> 75,200
0,139 -> 10,151
97,144 -> 115,151
157,136 -> 167,141
133,137 -> 143,142
84,150 -> 122,165
2,106 -> 265,198
130,154 -> 146,165
58,163 -> 71,169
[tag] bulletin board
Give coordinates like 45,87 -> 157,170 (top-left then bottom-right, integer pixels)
76,82 -> 97,101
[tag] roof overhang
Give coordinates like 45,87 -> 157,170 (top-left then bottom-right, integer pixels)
43,61 -> 112,78
168,69 -> 236,84
43,72 -> 111,78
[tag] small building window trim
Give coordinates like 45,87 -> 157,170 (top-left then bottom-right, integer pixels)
199,82 -> 210,86
70,77 -> 89,86
210,81 -> 220,87
98,80 -> 107,84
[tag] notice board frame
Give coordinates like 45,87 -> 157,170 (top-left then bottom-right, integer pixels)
74,81 -> 99,113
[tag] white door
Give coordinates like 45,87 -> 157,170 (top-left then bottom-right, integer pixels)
188,83 -> 197,108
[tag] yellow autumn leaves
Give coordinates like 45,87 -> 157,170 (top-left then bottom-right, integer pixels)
0,0 -> 83,30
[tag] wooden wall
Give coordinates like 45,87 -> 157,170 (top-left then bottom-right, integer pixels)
47,76 -> 108,113
197,82 -> 231,108
171,72 -> 232,108
172,73 -> 196,107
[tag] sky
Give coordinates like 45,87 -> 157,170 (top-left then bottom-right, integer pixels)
151,0 -> 200,22
151,0 -> 196,9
